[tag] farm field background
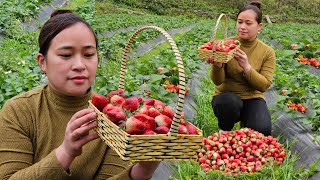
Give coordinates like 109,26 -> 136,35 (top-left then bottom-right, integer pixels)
0,0 -> 319,179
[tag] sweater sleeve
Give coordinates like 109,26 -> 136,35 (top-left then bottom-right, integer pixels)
243,48 -> 276,92
0,100 -> 70,179
210,64 -> 225,85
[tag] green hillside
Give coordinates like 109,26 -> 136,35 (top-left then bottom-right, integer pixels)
98,0 -> 320,23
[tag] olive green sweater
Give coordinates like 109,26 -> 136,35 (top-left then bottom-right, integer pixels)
211,37 -> 276,99
0,85 -> 132,179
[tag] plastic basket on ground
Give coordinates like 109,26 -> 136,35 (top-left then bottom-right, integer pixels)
198,13 -> 240,63
88,26 -> 203,162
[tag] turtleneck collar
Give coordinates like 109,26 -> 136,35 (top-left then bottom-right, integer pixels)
238,36 -> 258,47
46,84 -> 92,110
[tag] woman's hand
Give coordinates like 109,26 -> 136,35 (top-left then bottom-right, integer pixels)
130,161 -> 160,180
206,57 -> 223,68
234,48 -> 251,73
55,108 -> 98,170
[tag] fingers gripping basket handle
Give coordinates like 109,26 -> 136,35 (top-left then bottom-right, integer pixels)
212,13 -> 228,51
118,26 -> 186,137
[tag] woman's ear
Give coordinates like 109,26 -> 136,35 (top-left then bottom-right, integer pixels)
258,23 -> 263,32
37,53 -> 46,73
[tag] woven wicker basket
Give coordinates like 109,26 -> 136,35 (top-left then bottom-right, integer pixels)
198,13 -> 240,63
88,26 -> 203,162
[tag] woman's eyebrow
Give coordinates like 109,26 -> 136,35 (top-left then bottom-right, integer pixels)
57,45 -> 96,50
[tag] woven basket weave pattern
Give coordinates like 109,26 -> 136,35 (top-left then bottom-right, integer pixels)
89,26 -> 202,162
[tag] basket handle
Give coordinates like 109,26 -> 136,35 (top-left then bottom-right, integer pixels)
212,13 -> 228,51
118,26 -> 186,137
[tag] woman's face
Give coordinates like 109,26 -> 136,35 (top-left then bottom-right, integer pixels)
38,22 -> 98,96
236,10 -> 262,41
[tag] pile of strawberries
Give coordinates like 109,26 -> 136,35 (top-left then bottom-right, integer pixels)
198,128 -> 286,175
199,39 -> 240,53
296,57 -> 320,68
281,89 -> 307,113
91,89 -> 198,135
286,100 -> 307,113
163,84 -> 190,95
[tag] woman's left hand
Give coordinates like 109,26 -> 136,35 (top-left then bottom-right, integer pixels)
234,48 -> 252,73
130,161 -> 160,180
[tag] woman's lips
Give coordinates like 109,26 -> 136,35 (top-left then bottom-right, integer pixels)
70,76 -> 87,84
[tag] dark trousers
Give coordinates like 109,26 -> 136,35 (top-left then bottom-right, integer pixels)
211,92 -> 272,136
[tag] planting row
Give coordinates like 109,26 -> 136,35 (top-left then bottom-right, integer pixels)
260,23 -> 320,132
93,14 -> 197,33
0,0 -> 52,36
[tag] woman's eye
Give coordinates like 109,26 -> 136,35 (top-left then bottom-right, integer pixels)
84,53 -> 95,58
59,54 -> 71,58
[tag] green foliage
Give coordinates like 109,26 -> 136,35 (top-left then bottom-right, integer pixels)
0,0 -> 51,36
109,0 -> 319,23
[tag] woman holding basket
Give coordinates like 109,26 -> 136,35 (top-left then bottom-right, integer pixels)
209,1 -> 276,136
0,10 -> 159,179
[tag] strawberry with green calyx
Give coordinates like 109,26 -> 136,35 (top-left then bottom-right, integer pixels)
92,94 -> 108,111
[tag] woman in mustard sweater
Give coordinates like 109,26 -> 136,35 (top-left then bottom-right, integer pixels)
0,10 -> 159,179
210,2 -> 276,135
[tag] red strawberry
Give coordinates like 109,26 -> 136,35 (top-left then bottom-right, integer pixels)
154,100 -> 165,109
103,106 -> 126,124
156,106 -> 164,113
107,89 -> 126,101
165,84 -> 175,93
155,126 -> 169,134
143,129 -> 156,135
178,124 -> 189,134
162,106 -> 174,119
148,107 -> 161,117
110,95 -> 125,106
155,114 -> 172,128
125,117 -> 145,135
180,118 -> 188,125
138,106 -> 149,115
92,94 -> 108,111
122,97 -> 140,112
157,67 -> 164,74
186,124 -> 198,134
133,114 -> 156,131
136,96 -> 143,103
103,104 -> 114,112
144,99 -> 155,106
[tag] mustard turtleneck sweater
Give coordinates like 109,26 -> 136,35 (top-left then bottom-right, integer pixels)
0,85 -> 132,179
211,37 -> 276,99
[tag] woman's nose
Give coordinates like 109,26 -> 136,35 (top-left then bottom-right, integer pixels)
72,56 -> 86,71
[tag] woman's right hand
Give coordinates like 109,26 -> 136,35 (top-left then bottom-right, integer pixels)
55,108 -> 98,170
206,57 -> 223,68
